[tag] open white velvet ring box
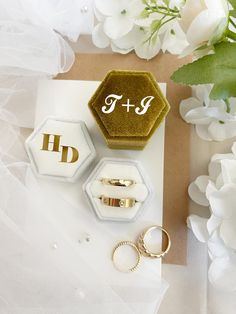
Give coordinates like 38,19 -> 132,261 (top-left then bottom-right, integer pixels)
84,158 -> 153,222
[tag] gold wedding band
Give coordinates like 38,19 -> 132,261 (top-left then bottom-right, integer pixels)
137,225 -> 171,258
112,241 -> 141,273
100,195 -> 137,208
101,178 -> 135,187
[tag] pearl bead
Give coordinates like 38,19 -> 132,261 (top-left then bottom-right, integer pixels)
78,291 -> 85,299
51,243 -> 58,250
80,6 -> 88,14
78,232 -> 91,244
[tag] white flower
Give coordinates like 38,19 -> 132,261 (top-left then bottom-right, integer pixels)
180,85 -> 236,141
161,21 -> 188,55
111,25 -> 162,60
179,0 -> 229,55
188,142 -> 236,291
92,0 -> 186,59
94,0 -> 143,40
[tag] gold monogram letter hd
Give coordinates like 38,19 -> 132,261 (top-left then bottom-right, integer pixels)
41,133 -> 79,163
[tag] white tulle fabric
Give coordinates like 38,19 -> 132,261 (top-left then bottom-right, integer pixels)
0,0 -> 94,41
0,19 -> 75,128
0,2 -> 168,313
188,142 -> 236,292
0,159 -> 168,313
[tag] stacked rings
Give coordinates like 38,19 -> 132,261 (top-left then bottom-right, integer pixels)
99,178 -> 138,208
112,225 -> 171,272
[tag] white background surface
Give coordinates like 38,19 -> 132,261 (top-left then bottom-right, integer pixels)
33,79 -> 169,313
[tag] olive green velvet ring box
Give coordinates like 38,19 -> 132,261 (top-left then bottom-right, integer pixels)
88,70 -> 170,150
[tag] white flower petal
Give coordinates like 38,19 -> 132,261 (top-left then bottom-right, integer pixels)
179,97 -> 202,120
103,16 -> 134,39
92,23 -> 110,48
232,142 -> 236,156
215,173 -> 224,189
135,17 -> 154,27
95,0 -> 120,16
195,124 -> 213,141
208,184 -> 236,218
187,214 -> 209,243
206,181 -> 218,200
184,109 -> 212,125
208,153 -> 235,181
208,121 -> 236,141
194,85 -> 212,106
94,7 -> 106,22
180,0 -> 205,32
184,106 -> 230,125
205,0 -> 229,15
188,176 -> 210,206
180,44 -> 200,57
188,107 -> 234,124
207,215 -> 222,235
162,21 -> 187,52
221,159 -> 236,185
186,10 -> 224,46
112,26 -> 143,50
110,42 -> 133,54
189,179 -> 209,206
134,37 -> 161,60
209,257 -> 236,292
208,230 -> 229,259
196,175 -> 210,193
220,219 -> 236,250
162,30 -> 188,55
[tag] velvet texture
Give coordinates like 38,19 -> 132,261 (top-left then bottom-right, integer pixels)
88,70 -> 170,150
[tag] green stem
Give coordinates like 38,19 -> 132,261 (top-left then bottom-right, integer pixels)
145,4 -> 180,17
229,17 -> 236,29
149,5 -> 179,14
144,15 -> 177,45
161,16 -> 176,27
224,98 -> 231,113
148,8 -> 179,17
226,29 -> 236,41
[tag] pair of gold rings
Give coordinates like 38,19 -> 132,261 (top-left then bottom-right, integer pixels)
100,178 -> 137,208
112,225 -> 171,273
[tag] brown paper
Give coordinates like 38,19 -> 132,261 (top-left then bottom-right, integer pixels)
57,52 -> 191,265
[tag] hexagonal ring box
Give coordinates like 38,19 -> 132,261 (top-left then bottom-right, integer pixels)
88,70 -> 170,150
84,158 -> 153,222
25,117 -> 96,182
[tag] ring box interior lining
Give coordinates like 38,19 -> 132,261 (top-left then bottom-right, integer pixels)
84,158 -> 153,222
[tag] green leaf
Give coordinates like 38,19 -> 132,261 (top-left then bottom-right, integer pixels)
140,8 -> 150,18
230,9 -> 236,17
150,19 -> 161,32
163,0 -> 170,6
229,0 -> 236,9
171,42 -> 236,100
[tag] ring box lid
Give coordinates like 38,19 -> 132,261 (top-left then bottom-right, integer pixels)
88,70 -> 170,150
25,117 -> 96,182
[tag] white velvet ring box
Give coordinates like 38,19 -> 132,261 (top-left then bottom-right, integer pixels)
25,116 -> 96,182
84,158 -> 153,222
